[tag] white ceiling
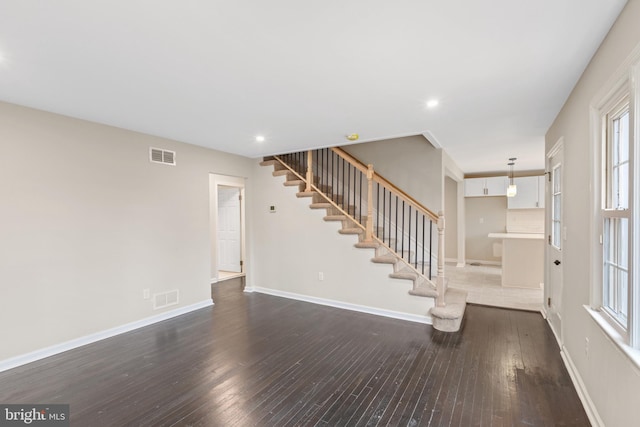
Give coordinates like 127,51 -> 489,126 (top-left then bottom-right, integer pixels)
0,0 -> 628,174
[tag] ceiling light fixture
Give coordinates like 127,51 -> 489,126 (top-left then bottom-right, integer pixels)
346,133 -> 359,141
426,99 -> 439,108
255,135 -> 265,142
507,157 -> 517,197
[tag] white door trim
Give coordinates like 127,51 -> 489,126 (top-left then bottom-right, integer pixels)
209,174 -> 246,283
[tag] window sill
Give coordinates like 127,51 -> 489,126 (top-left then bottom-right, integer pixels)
584,305 -> 640,371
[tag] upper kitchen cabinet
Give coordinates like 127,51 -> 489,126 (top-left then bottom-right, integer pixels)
507,175 -> 545,209
464,176 -> 508,197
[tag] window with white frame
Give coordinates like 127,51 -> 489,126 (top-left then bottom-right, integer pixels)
602,98 -> 631,332
551,164 -> 562,250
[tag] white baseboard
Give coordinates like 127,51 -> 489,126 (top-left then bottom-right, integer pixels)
560,346 -> 604,427
544,315 -> 602,427
465,258 -> 502,266
250,287 -> 432,325
444,258 -> 466,267
0,299 -> 214,373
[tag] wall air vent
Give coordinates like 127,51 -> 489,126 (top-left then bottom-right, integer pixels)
153,290 -> 179,310
150,147 -> 176,165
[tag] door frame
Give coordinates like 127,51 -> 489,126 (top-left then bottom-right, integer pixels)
217,185 -> 243,273
545,137 -> 564,344
209,174 -> 246,283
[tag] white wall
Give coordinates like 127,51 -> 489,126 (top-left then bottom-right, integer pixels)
545,1 -> 640,425
444,176 -> 458,259
249,160 -> 434,319
341,135 -> 443,212
0,101 -> 255,363
464,197 -> 506,263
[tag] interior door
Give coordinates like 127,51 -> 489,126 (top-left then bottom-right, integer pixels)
217,186 -> 242,273
547,146 -> 563,340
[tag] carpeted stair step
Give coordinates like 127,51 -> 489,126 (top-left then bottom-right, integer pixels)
324,196 -> 345,205
430,288 -> 467,332
354,241 -> 380,249
339,227 -> 364,235
389,270 -> 418,281
284,179 -> 304,187
409,285 -> 438,298
296,191 -> 316,198
371,253 -> 398,264
309,202 -> 333,209
260,159 -> 278,167
324,214 -> 347,222
315,184 -> 333,193
408,280 -> 438,298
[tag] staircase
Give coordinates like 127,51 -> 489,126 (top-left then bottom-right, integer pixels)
260,148 -> 467,332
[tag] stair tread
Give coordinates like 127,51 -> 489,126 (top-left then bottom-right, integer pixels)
372,254 -> 398,264
430,288 -> 467,319
310,203 -> 332,209
408,287 -> 438,298
259,160 -> 277,166
272,170 -> 290,176
296,191 -> 316,198
339,228 -> 364,235
283,180 -> 304,186
324,215 -> 347,221
389,271 -> 418,280
355,241 -> 380,249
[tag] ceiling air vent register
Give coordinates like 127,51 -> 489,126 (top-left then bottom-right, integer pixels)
149,147 -> 176,165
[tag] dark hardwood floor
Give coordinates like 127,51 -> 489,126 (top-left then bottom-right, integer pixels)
0,278 -> 589,426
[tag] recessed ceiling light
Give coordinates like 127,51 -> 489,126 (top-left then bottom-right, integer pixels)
346,133 -> 359,141
426,99 -> 439,108
255,135 -> 265,142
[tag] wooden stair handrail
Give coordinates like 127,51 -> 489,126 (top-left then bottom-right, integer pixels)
332,147 -> 439,222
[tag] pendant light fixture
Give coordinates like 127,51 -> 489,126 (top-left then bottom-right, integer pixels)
507,157 -> 517,197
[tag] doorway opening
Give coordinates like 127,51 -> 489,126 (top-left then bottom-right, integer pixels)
210,174 -> 246,284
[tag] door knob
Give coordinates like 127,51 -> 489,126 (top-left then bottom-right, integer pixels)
554,260 -> 561,265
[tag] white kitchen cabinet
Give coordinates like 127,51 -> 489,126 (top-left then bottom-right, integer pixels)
507,175 -> 545,209
464,178 -> 486,197
464,176 -> 508,197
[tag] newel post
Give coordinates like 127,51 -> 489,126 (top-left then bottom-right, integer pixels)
365,164 -> 374,242
436,211 -> 447,307
305,150 -> 313,192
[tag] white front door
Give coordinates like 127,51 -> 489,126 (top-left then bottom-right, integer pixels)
547,144 -> 564,340
217,186 -> 242,272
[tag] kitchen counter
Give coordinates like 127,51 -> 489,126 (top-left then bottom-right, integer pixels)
488,232 -> 544,288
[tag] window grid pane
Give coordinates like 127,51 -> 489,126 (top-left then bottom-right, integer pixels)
552,165 -> 562,249
607,110 -> 630,209
603,217 -> 629,326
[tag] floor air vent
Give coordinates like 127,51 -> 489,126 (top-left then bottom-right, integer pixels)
153,290 -> 179,310
150,147 -> 176,165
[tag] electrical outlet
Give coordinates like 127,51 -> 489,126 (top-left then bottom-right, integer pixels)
318,272 -> 324,281
143,289 -> 150,299
479,217 -> 484,224
585,337 -> 590,358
